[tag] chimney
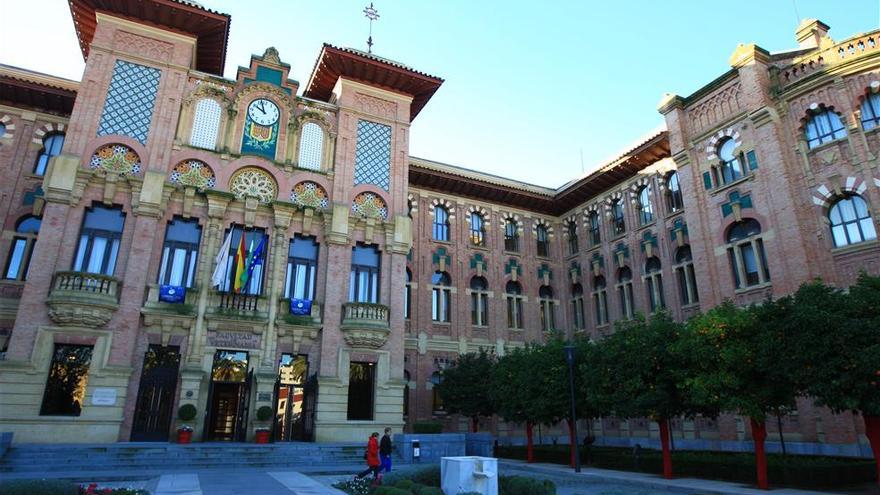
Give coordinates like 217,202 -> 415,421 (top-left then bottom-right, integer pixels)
795,19 -> 830,49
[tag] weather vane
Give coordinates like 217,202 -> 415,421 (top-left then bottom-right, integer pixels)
363,2 -> 380,53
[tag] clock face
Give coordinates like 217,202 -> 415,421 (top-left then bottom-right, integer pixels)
247,98 -> 280,126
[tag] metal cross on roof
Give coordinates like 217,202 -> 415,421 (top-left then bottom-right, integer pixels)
363,2 -> 380,53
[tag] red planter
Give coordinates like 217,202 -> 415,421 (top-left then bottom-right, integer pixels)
177,429 -> 192,444
255,430 -> 270,444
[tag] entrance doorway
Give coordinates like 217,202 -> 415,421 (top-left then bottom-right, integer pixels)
273,354 -> 316,441
205,350 -> 251,442
131,345 -> 180,441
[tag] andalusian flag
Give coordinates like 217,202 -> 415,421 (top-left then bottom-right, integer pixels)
233,232 -> 248,294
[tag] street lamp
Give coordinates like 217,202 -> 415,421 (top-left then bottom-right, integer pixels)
564,344 -> 582,473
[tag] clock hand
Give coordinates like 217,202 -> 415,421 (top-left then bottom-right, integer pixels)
258,101 -> 266,114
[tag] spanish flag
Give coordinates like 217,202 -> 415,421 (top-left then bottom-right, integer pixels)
233,232 -> 247,294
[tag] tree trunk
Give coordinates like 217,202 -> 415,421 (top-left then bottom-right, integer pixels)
776,413 -> 786,456
750,418 -> 769,490
526,422 -> 534,463
472,417 -> 478,433
657,418 -> 673,479
566,418 -> 576,468
863,415 -> 880,488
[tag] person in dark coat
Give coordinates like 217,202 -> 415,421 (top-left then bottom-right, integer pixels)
379,427 -> 393,472
356,432 -> 381,480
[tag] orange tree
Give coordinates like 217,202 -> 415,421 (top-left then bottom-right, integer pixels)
435,348 -> 497,432
491,343 -> 543,462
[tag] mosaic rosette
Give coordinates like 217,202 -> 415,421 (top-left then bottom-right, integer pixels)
228,166 -> 278,203
170,159 -> 216,189
89,144 -> 142,176
351,192 -> 388,219
290,181 -> 329,209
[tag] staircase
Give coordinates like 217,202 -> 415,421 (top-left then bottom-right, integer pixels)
0,442 -> 368,478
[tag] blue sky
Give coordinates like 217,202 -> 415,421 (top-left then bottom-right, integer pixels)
2,0 -> 878,187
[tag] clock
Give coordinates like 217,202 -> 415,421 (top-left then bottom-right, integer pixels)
247,98 -> 280,126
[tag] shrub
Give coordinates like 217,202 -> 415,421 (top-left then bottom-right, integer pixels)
255,406 -> 273,421
372,487 -> 410,495
409,466 -> 441,487
499,476 -> 555,495
177,404 -> 197,421
0,479 -> 78,495
393,480 -> 414,491
412,422 -> 443,434
408,483 -> 426,494
333,478 -> 372,495
418,488 -> 443,495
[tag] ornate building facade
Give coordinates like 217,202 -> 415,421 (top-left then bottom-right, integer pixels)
0,2 -> 877,455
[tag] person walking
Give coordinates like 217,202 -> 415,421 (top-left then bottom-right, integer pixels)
356,432 -> 381,481
379,427 -> 393,473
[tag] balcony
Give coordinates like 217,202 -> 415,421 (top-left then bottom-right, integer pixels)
206,291 -> 269,322
47,271 -> 120,327
340,302 -> 390,349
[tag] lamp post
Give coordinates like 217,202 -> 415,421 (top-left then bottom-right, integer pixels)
564,344 -> 581,472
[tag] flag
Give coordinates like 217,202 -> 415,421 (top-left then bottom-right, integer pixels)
245,236 -> 266,290
233,231 -> 247,293
211,229 -> 234,289
159,285 -> 186,303
290,298 -> 312,316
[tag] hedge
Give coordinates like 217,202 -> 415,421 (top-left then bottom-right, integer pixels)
0,479 -> 78,495
494,445 -> 875,488
368,466 -> 556,495
412,422 -> 443,434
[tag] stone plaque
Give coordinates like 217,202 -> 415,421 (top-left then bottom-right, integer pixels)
91,388 -> 117,406
258,392 -> 272,402
207,331 -> 261,350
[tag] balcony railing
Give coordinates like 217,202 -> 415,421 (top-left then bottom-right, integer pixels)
218,292 -> 261,312
47,271 -> 120,327
52,271 -> 118,296
342,302 -> 389,325
340,302 -> 390,349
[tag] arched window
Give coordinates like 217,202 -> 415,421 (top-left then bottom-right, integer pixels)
726,219 -> 770,289
73,204 -> 125,276
403,370 -> 411,419
644,257 -> 664,312
5,215 -> 41,281
638,186 -> 654,225
158,217 -> 202,288
861,93 -> 880,131
571,283 -> 585,330
431,271 -> 451,322
666,172 -> 683,213
504,219 -> 519,252
404,268 -> 412,320
350,243 -> 380,303
611,200 -> 626,236
592,275 -> 608,326
190,98 -> 221,150
298,122 -> 324,170
566,221 -> 579,255
717,138 -> 744,185
538,285 -> 555,331
34,132 -> 65,176
828,194 -> 877,247
588,211 -> 601,246
470,276 -> 489,326
433,207 -> 450,242
805,109 -> 847,149
470,213 -> 485,246
505,280 -> 523,329
431,371 -> 444,413
536,225 -> 550,257
674,246 -> 699,306
616,266 -> 634,319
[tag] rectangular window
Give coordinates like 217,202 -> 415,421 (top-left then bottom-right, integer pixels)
432,286 -> 451,322
73,205 -> 126,276
471,292 -> 488,326
220,226 -> 268,295
572,298 -> 585,330
593,291 -> 608,326
506,297 -> 523,329
540,301 -> 555,331
4,237 -> 32,280
347,361 -> 376,420
285,235 -> 319,300
470,214 -> 484,246
350,244 -> 381,303
40,344 -> 93,416
158,217 -> 202,288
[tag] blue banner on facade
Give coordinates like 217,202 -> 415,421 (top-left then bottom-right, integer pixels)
290,298 -> 312,316
159,285 -> 186,304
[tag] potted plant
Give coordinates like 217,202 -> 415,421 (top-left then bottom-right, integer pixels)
177,404 -> 197,444
254,406 -> 273,444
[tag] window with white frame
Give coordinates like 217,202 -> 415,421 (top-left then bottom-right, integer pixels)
592,275 -> 608,326
431,271 -> 452,323
285,235 -> 319,300
638,186 -> 654,225
433,207 -> 450,242
644,257 -> 665,312
726,219 -> 770,289
611,200 -> 626,236
470,213 -> 485,246
536,225 -> 550,257
157,217 -> 201,288
73,204 -> 125,276
470,276 -> 489,326
4,216 -> 40,281
666,171 -> 684,213
505,280 -> 523,329
717,138 -> 745,185
34,133 -> 65,176
566,221 -> 579,254
805,109 -> 847,149
404,268 -> 412,320
861,93 -> 880,131
616,266 -> 634,319
220,226 -> 269,295
828,194 -> 877,247
571,283 -> 585,330
190,98 -> 221,150
538,285 -> 555,331
298,122 -> 324,170
588,211 -> 601,246
350,244 -> 381,303
504,219 -> 519,252
674,246 -> 699,306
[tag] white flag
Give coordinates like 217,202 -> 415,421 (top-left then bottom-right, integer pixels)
211,229 -> 233,289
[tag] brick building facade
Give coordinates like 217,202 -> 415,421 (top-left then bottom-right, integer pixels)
0,2 -> 877,455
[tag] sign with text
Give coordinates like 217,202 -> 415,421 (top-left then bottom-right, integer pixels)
91,388 -> 117,406
207,330 -> 261,350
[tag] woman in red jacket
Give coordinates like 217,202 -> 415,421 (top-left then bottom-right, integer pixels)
356,432 -> 381,480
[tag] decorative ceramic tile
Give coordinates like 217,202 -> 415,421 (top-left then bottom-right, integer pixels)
352,191 -> 388,219
298,122 -> 323,170
290,181 -> 329,209
229,166 -> 278,203
97,60 -> 160,145
170,159 -> 216,189
89,144 -> 142,176
190,98 -> 221,149
353,119 -> 391,190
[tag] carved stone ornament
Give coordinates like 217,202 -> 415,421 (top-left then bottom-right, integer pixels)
342,327 -> 391,349
229,166 -> 278,203
47,303 -> 117,327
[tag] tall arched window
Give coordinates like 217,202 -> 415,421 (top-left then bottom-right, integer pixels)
726,219 -> 770,289
403,370 -> 411,419
298,122 -> 324,170
674,246 -> 699,306
571,283 -> 585,330
5,215 -> 41,281
644,257 -> 664,312
431,372 -> 444,413
190,98 -> 221,150
470,276 -> 489,326
717,138 -> 744,185
431,271 -> 451,322
592,275 -> 608,326
73,204 -> 126,276
404,268 -> 412,320
505,280 -> 523,329
666,172 -> 683,213
611,200 -> 626,236
616,266 -> 634,319
828,194 -> 877,247
566,221 -> 579,255
433,207 -> 450,241
638,187 -> 654,225
470,213 -> 485,246
504,219 -> 519,252
538,285 -> 555,331
805,108 -> 847,149
588,211 -> 601,246
861,93 -> 880,131
34,133 -> 65,176
536,225 -> 550,257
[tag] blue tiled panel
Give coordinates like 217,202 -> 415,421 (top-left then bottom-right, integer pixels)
97,60 -> 161,145
353,119 -> 391,191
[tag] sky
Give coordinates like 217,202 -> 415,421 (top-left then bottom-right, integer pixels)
1,0 -> 878,188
